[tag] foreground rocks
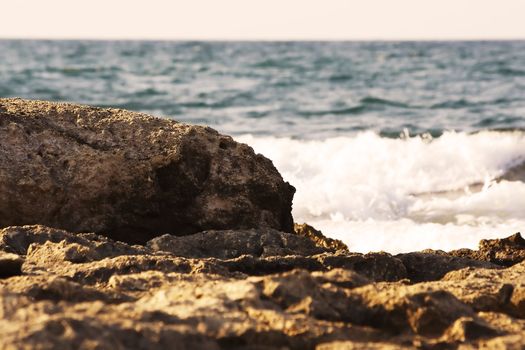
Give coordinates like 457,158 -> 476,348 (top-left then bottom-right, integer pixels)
1,225 -> 525,349
2,99 -> 525,348
0,98 -> 295,244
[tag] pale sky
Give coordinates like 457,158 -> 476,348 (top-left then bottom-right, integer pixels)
1,0 -> 525,40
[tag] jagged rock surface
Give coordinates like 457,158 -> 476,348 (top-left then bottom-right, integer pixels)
396,250 -> 500,282
1,226 -> 525,349
0,98 -> 295,243
450,232 -> 525,267
2,100 -> 525,349
146,228 -> 330,259
294,223 -> 349,253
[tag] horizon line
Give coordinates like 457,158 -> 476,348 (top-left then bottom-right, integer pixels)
1,36 -> 525,42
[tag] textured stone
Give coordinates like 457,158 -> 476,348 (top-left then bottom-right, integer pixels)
350,283 -> 476,336
3,100 -> 525,349
0,251 -> 23,278
294,223 -> 349,252
147,228 -> 335,259
450,232 -> 525,267
397,250 -> 500,282
1,226 -> 525,349
0,98 -> 295,244
0,225 -> 148,258
442,317 -> 500,342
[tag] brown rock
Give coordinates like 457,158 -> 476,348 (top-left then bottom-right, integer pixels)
0,251 -> 23,278
432,261 -> 525,316
450,232 -> 525,267
216,252 -> 406,282
442,317 -> 500,342
314,252 -> 407,282
311,268 -> 371,289
350,283 -> 476,336
2,226 -> 525,349
294,223 -> 349,252
0,98 -> 294,244
0,225 -> 148,258
258,269 -> 368,323
466,333 -> 525,350
396,250 -> 500,282
316,341 -> 415,349
147,228 -> 335,259
3,274 -> 126,303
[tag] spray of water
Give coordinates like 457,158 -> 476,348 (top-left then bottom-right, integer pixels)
237,131 -> 525,253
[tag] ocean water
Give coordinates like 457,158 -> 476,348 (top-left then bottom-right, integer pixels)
2,40 -> 525,252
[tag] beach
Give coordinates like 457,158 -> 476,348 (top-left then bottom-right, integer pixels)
2,40 -> 525,348
1,98 -> 525,348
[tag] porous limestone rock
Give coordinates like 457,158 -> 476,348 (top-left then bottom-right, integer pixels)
1,226 -> 525,349
450,232 -> 525,267
0,98 -> 295,243
3,98 -> 525,348
294,223 -> 349,252
146,228 -> 336,259
396,250 -> 500,282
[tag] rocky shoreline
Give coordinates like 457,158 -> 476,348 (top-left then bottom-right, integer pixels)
1,99 -> 525,349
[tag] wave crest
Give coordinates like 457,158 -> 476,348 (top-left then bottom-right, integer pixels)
237,131 -> 525,252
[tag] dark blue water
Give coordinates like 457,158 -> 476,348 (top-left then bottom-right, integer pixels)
1,40 -> 525,139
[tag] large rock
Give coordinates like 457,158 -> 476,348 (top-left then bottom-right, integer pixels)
0,98 -> 295,243
1,225 -> 525,349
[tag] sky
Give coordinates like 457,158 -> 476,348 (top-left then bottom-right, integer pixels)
1,0 -> 525,41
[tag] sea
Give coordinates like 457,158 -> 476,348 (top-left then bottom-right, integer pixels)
2,40 -> 525,253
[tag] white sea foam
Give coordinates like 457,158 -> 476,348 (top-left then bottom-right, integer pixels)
236,131 -> 525,253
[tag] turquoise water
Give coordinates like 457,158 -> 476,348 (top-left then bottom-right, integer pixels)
2,40 -> 525,252
1,40 -> 525,138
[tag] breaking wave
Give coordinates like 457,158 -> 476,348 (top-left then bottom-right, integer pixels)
237,130 -> 525,253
